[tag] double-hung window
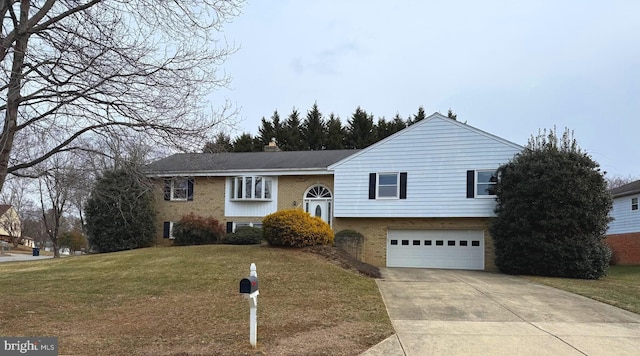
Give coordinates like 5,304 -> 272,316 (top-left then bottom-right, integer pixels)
164,177 -> 194,201
475,170 -> 498,197
231,176 -> 272,200
378,173 -> 399,198
369,172 -> 407,199
632,197 -> 638,211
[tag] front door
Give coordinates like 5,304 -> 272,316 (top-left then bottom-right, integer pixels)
308,200 -> 329,224
304,185 -> 333,227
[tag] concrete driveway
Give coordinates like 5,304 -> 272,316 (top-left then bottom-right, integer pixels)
363,268 -> 640,356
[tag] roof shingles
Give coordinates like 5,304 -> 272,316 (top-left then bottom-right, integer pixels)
144,150 -> 360,175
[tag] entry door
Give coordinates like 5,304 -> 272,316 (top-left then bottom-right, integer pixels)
306,200 -> 329,225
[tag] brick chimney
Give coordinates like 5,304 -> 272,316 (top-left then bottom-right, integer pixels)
263,137 -> 281,152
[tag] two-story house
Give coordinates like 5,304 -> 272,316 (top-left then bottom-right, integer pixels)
145,113 -> 523,270
607,180 -> 640,264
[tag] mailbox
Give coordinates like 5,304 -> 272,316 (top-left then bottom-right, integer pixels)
239,275 -> 259,294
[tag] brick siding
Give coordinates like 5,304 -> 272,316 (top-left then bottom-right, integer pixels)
606,232 -> 640,265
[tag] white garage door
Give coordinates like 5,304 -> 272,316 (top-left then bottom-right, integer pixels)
387,230 -> 484,270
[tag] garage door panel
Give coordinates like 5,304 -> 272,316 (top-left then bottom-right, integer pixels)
387,230 -> 484,270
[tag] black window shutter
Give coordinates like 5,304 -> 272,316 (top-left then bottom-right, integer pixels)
187,177 -> 194,201
163,222 -> 170,238
226,222 -> 234,234
163,179 -> 171,201
400,172 -> 407,199
368,173 -> 376,199
466,170 -> 475,198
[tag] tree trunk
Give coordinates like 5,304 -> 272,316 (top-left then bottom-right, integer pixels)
0,0 -> 30,193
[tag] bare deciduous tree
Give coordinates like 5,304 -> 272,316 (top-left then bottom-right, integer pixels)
606,175 -> 638,190
37,154 -> 81,257
0,1 -> 243,192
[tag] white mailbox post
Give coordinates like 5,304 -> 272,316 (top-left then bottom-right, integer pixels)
239,263 -> 259,347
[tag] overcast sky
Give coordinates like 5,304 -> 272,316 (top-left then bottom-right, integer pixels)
211,0 -> 639,178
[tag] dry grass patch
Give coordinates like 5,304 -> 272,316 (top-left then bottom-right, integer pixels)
0,245 -> 393,355
525,265 -> 640,315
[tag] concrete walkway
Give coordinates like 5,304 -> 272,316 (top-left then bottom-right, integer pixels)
362,268 -> 640,356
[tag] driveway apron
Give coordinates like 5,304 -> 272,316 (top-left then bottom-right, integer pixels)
362,268 -> 640,356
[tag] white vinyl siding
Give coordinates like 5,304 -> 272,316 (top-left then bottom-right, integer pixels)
608,195 -> 640,234
331,115 -> 521,218
225,177 -> 279,217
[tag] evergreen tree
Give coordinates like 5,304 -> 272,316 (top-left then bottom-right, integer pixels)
490,128 -> 612,279
389,113 -> 407,133
325,114 -> 346,150
410,106 -> 427,125
257,111 -> 284,147
302,103 -> 326,150
85,167 -> 156,253
345,107 -> 375,149
203,132 -> 233,153
281,108 -> 305,150
232,133 -> 257,152
374,117 -> 391,141
447,109 -> 458,120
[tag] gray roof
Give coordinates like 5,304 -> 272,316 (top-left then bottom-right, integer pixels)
610,179 -> 640,198
144,150 -> 360,175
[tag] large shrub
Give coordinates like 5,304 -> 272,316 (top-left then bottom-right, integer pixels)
173,213 -> 226,246
334,229 -> 364,261
490,128 -> 612,279
262,209 -> 334,247
225,226 -> 263,245
85,168 -> 156,253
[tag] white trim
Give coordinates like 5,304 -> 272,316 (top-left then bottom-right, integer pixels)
475,169 -> 498,198
376,172 -> 400,199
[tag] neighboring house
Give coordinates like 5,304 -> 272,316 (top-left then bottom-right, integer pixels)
0,205 -> 21,245
145,113 -> 522,270
607,180 -> 640,264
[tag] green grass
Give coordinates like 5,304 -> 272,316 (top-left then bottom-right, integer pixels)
0,245 -> 393,355
525,265 -> 640,314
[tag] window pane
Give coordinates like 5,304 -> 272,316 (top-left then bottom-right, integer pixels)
236,177 -> 243,199
230,178 -> 236,199
173,178 -> 188,199
477,183 -> 496,196
264,178 -> 272,199
245,177 -> 252,198
378,186 -> 397,197
477,171 -> 496,183
379,174 -> 397,185
254,177 -> 262,198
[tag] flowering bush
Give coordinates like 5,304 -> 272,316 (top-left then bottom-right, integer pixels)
262,209 -> 334,247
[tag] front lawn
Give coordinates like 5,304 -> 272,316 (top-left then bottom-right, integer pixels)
525,265 -> 640,314
0,245 -> 393,355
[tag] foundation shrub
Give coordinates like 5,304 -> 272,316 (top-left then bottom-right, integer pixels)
263,209 -> 334,247
225,226 -> 263,245
173,213 -> 225,246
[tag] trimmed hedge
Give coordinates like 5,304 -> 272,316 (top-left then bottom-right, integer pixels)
225,226 -> 263,245
173,213 -> 225,246
262,209 -> 334,247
